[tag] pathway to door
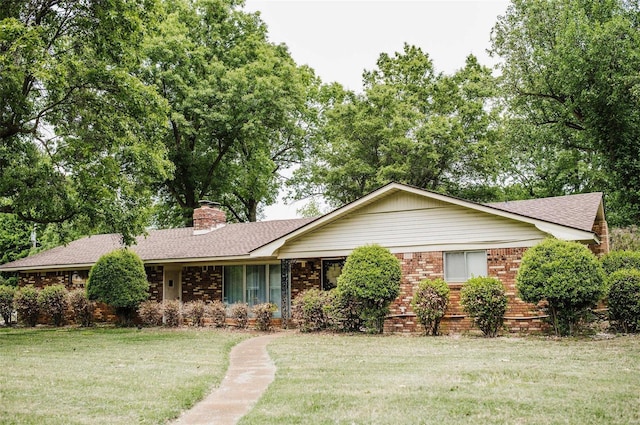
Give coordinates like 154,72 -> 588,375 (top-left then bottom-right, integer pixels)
173,333 -> 282,425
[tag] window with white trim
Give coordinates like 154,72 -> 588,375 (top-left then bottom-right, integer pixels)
444,251 -> 487,282
223,264 -> 281,317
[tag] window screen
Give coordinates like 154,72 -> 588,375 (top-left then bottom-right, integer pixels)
444,251 -> 487,282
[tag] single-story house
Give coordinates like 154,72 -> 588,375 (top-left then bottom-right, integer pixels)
0,182 -> 609,333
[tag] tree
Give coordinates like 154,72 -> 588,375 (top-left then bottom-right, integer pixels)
288,45 -> 504,207
0,284 -> 16,325
86,249 -> 149,324
143,0 -> 317,225
337,244 -> 401,333
0,0 -> 172,245
491,0 -> 640,225
516,239 -> 605,335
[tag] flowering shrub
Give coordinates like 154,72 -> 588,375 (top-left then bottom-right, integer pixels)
14,286 -> 40,327
38,285 -> 69,326
291,289 -> 333,332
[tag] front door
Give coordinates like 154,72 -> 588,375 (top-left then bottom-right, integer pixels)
164,269 -> 181,301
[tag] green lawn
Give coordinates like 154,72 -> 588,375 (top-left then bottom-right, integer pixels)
242,334 -> 640,425
0,327 -> 248,425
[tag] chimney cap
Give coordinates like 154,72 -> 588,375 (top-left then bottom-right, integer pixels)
198,200 -> 221,208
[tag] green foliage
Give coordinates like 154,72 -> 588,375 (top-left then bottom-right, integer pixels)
608,269 -> 640,333
411,278 -> 450,336
0,284 -> 16,324
37,285 -> 68,327
601,250 -> 640,276
491,0 -> 640,226
252,303 -> 277,331
460,277 -> 507,337
337,244 -> 401,333
0,0 -> 172,243
208,300 -> 227,328
0,215 -> 32,265
163,300 -> 183,327
184,300 -> 207,327
14,286 -> 39,327
68,289 -> 94,327
288,45 -> 503,207
516,239 -> 605,336
137,300 -> 163,327
230,302 -> 249,329
291,289 -> 334,332
86,249 -> 149,324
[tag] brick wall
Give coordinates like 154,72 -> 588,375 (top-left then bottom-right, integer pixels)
383,248 -> 548,335
590,218 -> 610,256
146,266 -> 164,302
291,258 -> 321,300
182,265 -> 222,302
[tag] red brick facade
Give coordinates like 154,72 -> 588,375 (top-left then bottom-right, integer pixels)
290,258 -> 321,299
181,265 -> 222,302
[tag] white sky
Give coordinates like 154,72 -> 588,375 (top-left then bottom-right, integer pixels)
241,0 -> 511,220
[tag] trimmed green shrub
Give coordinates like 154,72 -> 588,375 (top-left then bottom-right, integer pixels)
14,286 -> 40,327
337,244 -> 401,333
291,289 -> 333,332
208,300 -> 226,327
230,302 -> 249,329
252,303 -> 277,331
69,289 -> 94,327
608,269 -> 640,333
411,278 -> 450,336
325,290 -> 363,332
0,284 -> 16,325
460,277 -> 507,337
137,300 -> 163,326
184,300 -> 207,327
517,239 -> 605,336
601,250 -> 640,276
86,249 -> 149,325
38,285 -> 69,326
163,300 -> 183,327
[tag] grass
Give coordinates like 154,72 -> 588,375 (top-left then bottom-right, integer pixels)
241,334 -> 640,425
0,327 -> 249,425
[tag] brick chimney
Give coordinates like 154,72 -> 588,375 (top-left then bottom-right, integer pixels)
193,201 -> 226,235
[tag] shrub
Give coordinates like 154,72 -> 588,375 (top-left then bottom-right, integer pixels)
460,277 -> 507,337
230,302 -> 249,329
337,244 -> 401,333
516,239 -> 605,336
252,303 -> 277,331
601,250 -> 640,276
38,285 -> 69,326
163,300 -> 183,327
184,300 -> 207,327
325,290 -> 363,332
608,269 -> 640,333
291,289 -> 333,332
0,284 -> 16,325
411,278 -> 450,336
610,226 -> 640,251
137,300 -> 163,326
69,289 -> 94,327
86,249 -> 149,325
208,300 -> 226,327
14,286 -> 40,327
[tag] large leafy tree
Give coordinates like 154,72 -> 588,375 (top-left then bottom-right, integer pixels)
491,0 -> 640,225
144,0 -> 316,225
0,0 -> 172,245
288,44 -> 503,207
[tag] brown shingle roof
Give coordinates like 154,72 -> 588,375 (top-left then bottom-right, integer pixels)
486,192 -> 603,232
0,218 -> 315,271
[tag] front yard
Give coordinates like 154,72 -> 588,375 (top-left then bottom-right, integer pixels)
1,329 -> 639,424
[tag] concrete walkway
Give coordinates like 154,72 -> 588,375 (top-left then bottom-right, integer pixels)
173,333 -> 281,425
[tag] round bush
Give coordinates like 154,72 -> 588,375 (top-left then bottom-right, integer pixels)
69,289 -> 94,327
411,278 -> 450,336
337,244 -> 401,333
252,303 -> 277,331
207,300 -> 226,328
137,300 -> 163,326
608,269 -> 640,333
86,249 -> 149,325
292,289 -> 334,332
230,303 -> 249,329
38,285 -> 69,326
601,250 -> 640,276
184,300 -> 207,327
0,284 -> 16,325
460,276 -> 507,337
516,239 -> 605,336
163,300 -> 183,327
14,286 -> 40,327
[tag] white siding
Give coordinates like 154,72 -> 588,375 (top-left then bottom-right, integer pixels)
278,192 -> 549,258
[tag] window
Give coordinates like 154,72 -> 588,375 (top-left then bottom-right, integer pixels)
444,251 -> 487,282
223,264 -> 282,317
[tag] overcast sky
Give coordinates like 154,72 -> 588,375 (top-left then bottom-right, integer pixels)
241,0 -> 511,219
